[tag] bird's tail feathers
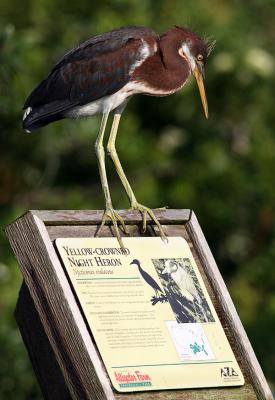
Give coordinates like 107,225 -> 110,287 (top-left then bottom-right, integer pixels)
22,101 -> 73,132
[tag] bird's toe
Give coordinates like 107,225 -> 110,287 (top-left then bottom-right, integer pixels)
131,202 -> 168,241
96,206 -> 128,249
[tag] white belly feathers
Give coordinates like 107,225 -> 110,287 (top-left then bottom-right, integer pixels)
66,79 -> 183,119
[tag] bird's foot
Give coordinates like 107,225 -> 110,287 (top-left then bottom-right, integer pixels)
96,206 -> 128,249
131,202 -> 168,242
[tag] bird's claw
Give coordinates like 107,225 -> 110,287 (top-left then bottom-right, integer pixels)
96,206 -> 128,249
131,202 -> 168,242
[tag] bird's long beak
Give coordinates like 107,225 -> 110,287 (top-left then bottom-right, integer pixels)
194,63 -> 208,119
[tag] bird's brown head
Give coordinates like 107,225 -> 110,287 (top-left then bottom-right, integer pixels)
164,26 -> 216,119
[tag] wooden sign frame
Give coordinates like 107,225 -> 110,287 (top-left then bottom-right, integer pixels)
5,209 -> 273,400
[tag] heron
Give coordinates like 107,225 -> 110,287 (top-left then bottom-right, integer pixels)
23,26 -> 215,246
162,260 -> 209,322
130,259 -> 164,297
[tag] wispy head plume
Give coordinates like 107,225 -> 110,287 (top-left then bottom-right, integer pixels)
205,36 -> 216,56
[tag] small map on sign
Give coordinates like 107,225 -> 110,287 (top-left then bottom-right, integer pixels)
166,322 -> 214,361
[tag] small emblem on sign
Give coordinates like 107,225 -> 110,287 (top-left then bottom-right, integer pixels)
221,367 -> 239,378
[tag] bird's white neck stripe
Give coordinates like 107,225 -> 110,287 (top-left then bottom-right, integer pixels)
180,43 -> 196,72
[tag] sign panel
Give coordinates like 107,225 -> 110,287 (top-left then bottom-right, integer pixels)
55,237 -> 244,392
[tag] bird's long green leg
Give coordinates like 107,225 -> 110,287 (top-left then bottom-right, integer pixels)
107,113 -> 167,241
95,112 -> 128,247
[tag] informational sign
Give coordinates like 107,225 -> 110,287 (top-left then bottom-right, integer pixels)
55,237 -> 244,392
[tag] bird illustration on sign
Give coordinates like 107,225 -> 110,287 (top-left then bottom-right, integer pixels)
153,258 -> 214,323
162,259 -> 210,322
23,26 -> 215,246
130,259 -> 167,305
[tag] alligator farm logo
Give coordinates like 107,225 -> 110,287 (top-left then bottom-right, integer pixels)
114,370 -> 152,388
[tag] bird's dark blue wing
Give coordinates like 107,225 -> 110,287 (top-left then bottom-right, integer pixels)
24,26 -> 158,111
52,26 -> 157,70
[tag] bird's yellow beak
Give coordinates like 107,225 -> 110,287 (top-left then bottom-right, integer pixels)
194,63 -> 208,119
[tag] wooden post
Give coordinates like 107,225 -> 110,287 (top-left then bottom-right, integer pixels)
15,282 -> 71,400
5,209 -> 274,400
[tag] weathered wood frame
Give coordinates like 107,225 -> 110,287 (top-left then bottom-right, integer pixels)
5,209 -> 273,400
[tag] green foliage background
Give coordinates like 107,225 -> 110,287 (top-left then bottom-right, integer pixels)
0,0 -> 274,397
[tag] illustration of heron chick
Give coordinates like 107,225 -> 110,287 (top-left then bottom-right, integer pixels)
162,260 -> 209,322
23,25 -> 215,247
130,259 -> 164,298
